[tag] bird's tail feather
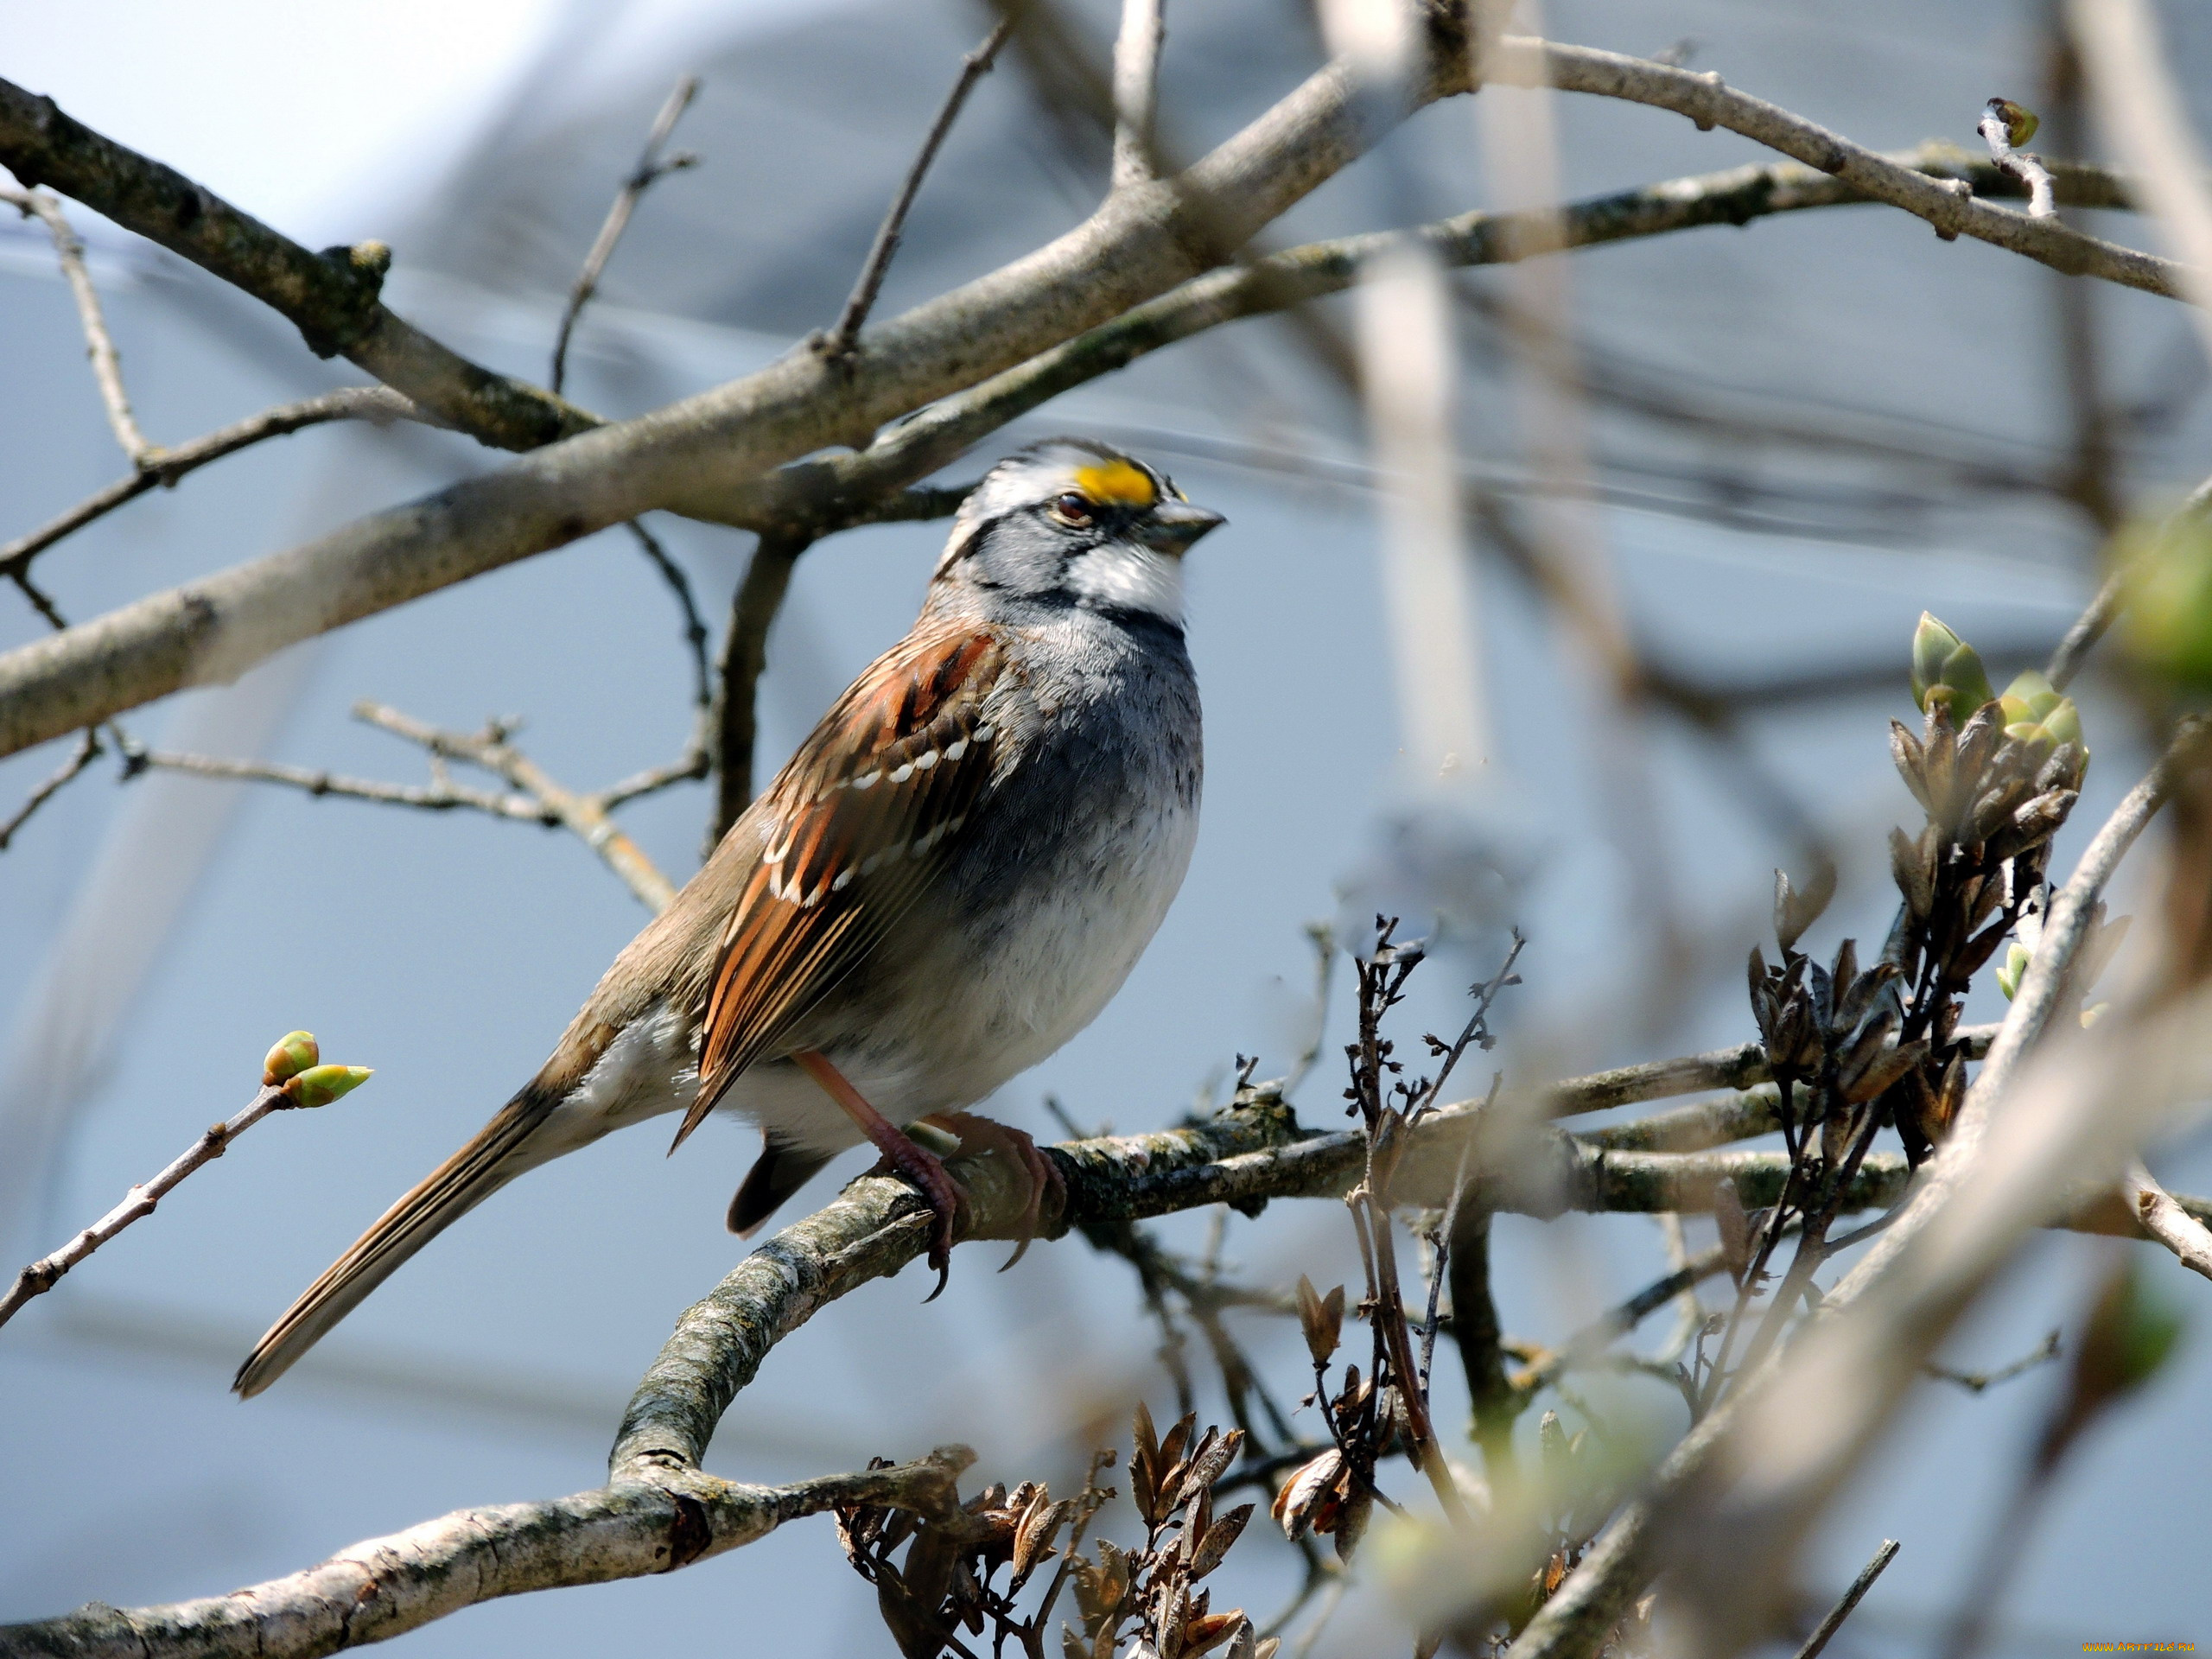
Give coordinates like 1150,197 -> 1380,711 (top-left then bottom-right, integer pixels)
232,1085 -> 558,1397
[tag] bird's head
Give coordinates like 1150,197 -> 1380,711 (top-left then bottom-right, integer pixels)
929,440 -> 1225,628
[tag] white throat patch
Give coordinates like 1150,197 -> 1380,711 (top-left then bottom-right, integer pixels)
1064,541 -> 1185,623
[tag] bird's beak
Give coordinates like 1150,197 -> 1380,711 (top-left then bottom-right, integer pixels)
1137,500 -> 1226,556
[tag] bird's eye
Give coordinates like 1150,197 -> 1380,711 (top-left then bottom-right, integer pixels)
1052,493 -> 1095,526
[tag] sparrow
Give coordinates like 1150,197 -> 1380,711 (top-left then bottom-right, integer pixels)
232,439 -> 1223,1397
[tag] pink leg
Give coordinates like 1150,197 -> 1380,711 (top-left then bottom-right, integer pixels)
794,1051 -> 963,1296
918,1112 -> 1066,1270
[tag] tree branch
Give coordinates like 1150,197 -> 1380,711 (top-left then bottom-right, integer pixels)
550,77 -> 700,397
0,1448 -> 974,1659
0,129 -> 2141,763
0,726 -> 100,851
1501,37 -> 2185,298
1503,718 -> 2212,1659
3,185 -> 151,463
130,747 -> 551,823
0,1057 -> 369,1331
0,34 -> 1446,762
709,531 -> 807,847
0,386 -> 429,578
350,702 -> 682,912
820,21 -> 1011,358
7,1041 -> 2201,1655
0,76 -> 600,450
1111,0 -> 1167,191
2122,1159 -> 2212,1281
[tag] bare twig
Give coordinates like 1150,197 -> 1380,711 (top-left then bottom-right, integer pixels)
1925,1329 -> 2062,1394
0,1077 -> 310,1328
2066,0 -> 2212,361
11,565 -> 71,630
819,21 -> 1011,358
549,77 -> 701,397
0,140 -> 2147,761
1790,1538 -> 1899,1659
0,78 -> 597,451
1110,0 -> 1167,191
130,747 -> 550,823
709,531 -> 808,846
0,386 -> 427,578
2122,1160 -> 2212,1281
0,726 -> 101,850
3,184 -> 152,463
352,702 -> 680,912
1500,38 -> 2185,299
626,520 -> 712,715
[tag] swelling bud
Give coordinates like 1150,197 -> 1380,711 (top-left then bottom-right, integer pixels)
262,1031 -> 320,1086
1910,612 -> 1995,720
283,1065 -> 372,1109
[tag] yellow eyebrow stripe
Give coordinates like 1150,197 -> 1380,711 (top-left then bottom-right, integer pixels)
1072,459 -> 1157,507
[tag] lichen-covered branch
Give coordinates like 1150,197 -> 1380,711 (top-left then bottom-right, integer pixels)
0,1449 -> 973,1659
9,1034 -> 2202,1656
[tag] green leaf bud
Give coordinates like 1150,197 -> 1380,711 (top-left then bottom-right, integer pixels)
2042,697 -> 2084,753
262,1031 -> 320,1085
283,1064 -> 372,1109
1995,942 -> 2031,1001
1910,613 -> 1963,710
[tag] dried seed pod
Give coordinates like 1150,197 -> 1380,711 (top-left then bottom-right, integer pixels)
1891,825 -> 1935,918
1333,1486 -> 1373,1561
1270,1449 -> 1348,1541
1176,1427 -> 1244,1510
1188,1504 -> 1255,1581
1294,1275 -> 1345,1366
1843,1038 -> 1927,1106
1183,1613 -> 1250,1659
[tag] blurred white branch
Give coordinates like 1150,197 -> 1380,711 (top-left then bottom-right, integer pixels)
1111,0 -> 1166,190
2068,0 -> 2212,362
1357,245 -> 1488,782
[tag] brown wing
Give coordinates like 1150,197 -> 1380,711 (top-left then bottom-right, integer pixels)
671,623 -> 1012,1147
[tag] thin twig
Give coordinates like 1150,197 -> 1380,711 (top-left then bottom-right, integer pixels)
4,185 -> 152,464
1110,0 -> 1167,191
130,748 -> 550,823
0,387 -> 427,578
709,531 -> 808,848
625,520 -> 713,715
819,21 -> 1011,357
0,727 -> 102,850
0,1081 -> 292,1328
550,76 -> 701,397
1925,1329 -> 2062,1393
11,566 -> 70,630
352,702 -> 680,912
1790,1538 -> 1899,1659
